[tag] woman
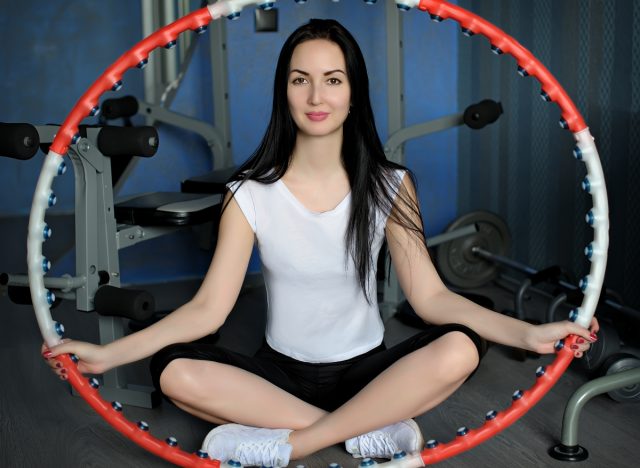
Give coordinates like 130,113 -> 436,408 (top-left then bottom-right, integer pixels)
43,19 -> 597,467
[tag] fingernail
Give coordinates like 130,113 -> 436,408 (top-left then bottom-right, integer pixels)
60,369 -> 66,374
55,362 -> 62,368
590,333 -> 598,342
60,375 -> 67,381
576,338 -> 585,344
570,344 -> 579,350
43,351 -> 52,359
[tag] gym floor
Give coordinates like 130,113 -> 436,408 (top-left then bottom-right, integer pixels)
1,215 -> 639,468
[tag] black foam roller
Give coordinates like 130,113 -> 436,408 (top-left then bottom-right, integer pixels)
94,285 -> 155,321
97,126 -> 159,157
101,95 -> 139,119
463,99 -> 503,130
0,122 -> 40,160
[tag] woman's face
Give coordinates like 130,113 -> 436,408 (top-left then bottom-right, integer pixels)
287,39 -> 351,139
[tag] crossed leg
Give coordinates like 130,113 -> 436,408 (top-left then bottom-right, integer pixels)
159,331 -> 479,461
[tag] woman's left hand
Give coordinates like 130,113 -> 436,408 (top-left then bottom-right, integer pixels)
524,317 -> 599,357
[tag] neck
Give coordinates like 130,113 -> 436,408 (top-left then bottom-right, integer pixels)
289,130 -> 344,178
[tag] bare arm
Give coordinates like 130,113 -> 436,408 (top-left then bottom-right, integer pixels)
46,192 -> 255,373
385,174 -> 596,354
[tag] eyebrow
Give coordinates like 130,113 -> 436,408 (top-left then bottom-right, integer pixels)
289,69 -> 346,76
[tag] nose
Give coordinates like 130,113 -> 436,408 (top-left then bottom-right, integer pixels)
307,83 -> 322,105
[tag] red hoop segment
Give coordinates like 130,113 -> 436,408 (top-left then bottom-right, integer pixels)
418,0 -> 587,133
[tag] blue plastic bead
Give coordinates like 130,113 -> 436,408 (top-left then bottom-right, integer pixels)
461,27 -> 475,37
226,460 -> 241,466
89,377 -> 100,389
165,436 -> 178,447
393,451 -> 407,459
57,161 -> 67,175
164,40 -> 177,49
137,421 -> 149,431
580,277 -> 588,291
294,0 -> 307,3
43,224 -> 52,240
582,177 -> 591,193
111,80 -> 123,92
360,459 -> 376,467
426,439 -> 439,449
71,133 -> 81,145
512,389 -> 524,400
555,339 -> 565,351
585,243 -> 594,259
485,410 -> 498,420
46,290 -> 56,305
540,91 -> 551,102
329,463 -> 342,468
516,66 -> 529,77
491,45 -> 503,55
586,210 -> 595,226
568,309 -> 579,322
227,12 -> 241,20
194,25 -> 208,34
363,0 -> 377,4
559,118 -> 569,130
70,354 -> 79,363
430,14 -> 444,22
573,146 -> 583,160
54,321 -> 64,337
42,257 -> 51,273
195,450 -> 209,459
536,366 -> 546,377
111,401 -> 123,411
396,3 -> 411,11
89,106 -> 100,117
137,59 -> 148,69
457,426 -> 469,436
48,192 -> 57,207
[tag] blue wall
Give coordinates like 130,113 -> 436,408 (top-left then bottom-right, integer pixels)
0,1 -> 459,284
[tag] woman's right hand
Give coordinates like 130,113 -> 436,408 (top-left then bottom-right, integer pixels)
41,339 -> 112,378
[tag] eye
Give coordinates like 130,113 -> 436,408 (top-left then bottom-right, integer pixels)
327,77 -> 342,85
291,76 -> 307,85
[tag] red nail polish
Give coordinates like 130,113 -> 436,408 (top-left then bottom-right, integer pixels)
576,338 -> 585,344
570,344 -> 579,350
60,369 -> 66,374
55,362 -> 62,368
43,351 -> 52,359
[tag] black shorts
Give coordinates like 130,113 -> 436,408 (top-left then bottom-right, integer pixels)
150,323 -> 483,412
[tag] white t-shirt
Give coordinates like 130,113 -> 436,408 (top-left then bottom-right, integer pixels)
227,169 -> 406,363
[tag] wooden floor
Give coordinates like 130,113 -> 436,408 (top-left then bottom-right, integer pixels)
1,215 -> 639,467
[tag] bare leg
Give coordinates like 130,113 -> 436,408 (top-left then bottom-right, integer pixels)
288,331 -> 479,459
159,358 -> 327,430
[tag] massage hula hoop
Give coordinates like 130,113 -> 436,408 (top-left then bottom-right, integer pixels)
28,0 -> 609,466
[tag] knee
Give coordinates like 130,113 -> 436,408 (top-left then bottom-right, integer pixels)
434,331 -> 480,381
159,358 -> 203,401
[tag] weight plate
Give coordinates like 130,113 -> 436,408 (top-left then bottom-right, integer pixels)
604,354 -> 640,403
436,211 -> 511,288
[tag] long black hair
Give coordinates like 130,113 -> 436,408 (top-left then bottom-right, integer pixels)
226,19 -> 427,302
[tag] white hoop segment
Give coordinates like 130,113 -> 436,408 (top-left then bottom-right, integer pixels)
28,1 -> 609,466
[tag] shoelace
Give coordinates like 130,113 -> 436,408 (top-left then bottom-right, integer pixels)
359,432 -> 398,458
237,440 -> 283,467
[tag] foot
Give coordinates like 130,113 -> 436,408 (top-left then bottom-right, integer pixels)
202,423 -> 293,467
345,419 -> 424,459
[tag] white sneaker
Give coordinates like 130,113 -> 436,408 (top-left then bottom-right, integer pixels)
202,423 -> 293,467
345,419 -> 424,459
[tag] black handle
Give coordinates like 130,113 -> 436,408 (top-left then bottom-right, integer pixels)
0,122 -> 40,160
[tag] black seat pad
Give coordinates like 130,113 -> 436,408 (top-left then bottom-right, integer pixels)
115,192 -> 222,226
181,167 -> 237,194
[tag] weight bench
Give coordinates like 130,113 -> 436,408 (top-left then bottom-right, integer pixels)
1,121 -> 221,407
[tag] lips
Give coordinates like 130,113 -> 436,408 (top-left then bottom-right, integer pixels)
306,112 -> 329,122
